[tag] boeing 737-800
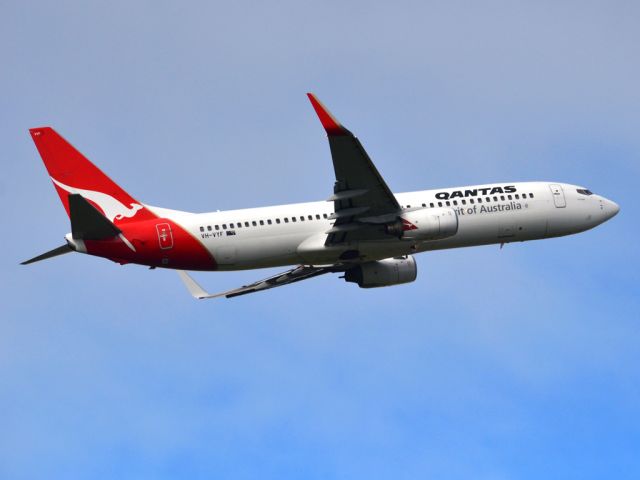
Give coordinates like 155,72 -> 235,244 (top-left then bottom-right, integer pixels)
22,94 -> 620,298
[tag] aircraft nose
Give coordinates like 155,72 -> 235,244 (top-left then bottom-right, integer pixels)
604,199 -> 620,220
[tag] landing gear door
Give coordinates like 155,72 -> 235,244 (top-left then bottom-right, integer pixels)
549,184 -> 566,208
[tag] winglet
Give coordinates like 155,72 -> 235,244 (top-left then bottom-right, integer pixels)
307,93 -> 350,136
177,270 -> 218,300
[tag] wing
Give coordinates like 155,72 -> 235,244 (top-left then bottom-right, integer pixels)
307,93 -> 402,244
178,265 -> 331,299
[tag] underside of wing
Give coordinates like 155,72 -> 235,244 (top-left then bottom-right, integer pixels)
178,265 -> 333,299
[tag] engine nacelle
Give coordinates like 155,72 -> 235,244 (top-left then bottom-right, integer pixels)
386,207 -> 458,241
344,256 -> 417,288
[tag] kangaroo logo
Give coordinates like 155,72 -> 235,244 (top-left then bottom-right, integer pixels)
51,178 -> 143,222
401,218 -> 418,231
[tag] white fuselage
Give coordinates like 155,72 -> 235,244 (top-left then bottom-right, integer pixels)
149,181 -> 619,271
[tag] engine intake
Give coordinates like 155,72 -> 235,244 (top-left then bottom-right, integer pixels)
344,256 -> 417,288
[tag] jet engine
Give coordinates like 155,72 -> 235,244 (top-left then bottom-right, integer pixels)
385,207 -> 458,241
344,256 -> 417,288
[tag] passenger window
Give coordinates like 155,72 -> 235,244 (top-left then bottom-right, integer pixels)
453,200 -> 458,206
507,195 -> 512,200
244,221 -> 249,227
308,215 -> 312,220
292,217 -> 296,222
500,195 -> 505,201
486,197 -> 490,203
462,199 -> 466,205
260,220 -> 264,225
323,214 -> 328,219
199,226 -> 204,232
230,223 -> 235,228
215,225 -> 220,230
207,226 -> 212,231
446,201 -> 451,206
493,196 -> 498,202
284,218 -> 289,223
477,198 -> 482,203
430,203 -> 434,208
438,202 -> 443,207
316,214 -> 320,219
422,203 -> 426,207
222,224 -> 227,229
470,199 -> 474,204
252,221 -> 257,226
515,194 -> 520,199
268,219 -> 272,225
237,223 -> 242,228
529,193 -> 535,198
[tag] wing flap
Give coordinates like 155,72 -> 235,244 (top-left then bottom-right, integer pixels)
327,189 -> 368,202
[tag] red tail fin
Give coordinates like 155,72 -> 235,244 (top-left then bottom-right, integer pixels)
29,127 -> 156,225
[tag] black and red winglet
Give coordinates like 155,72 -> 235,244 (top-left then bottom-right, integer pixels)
307,93 -> 352,136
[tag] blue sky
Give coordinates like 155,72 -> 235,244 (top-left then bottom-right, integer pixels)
1,1 -> 639,479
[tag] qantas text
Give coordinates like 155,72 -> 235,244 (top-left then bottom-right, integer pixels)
435,185 -> 517,200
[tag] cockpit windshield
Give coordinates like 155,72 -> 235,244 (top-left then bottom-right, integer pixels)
577,188 -> 593,196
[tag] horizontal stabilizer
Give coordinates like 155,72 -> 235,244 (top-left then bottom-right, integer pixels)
69,193 -> 122,240
21,244 -> 72,265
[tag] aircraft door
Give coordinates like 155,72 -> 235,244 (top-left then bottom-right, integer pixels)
156,223 -> 174,249
549,184 -> 566,208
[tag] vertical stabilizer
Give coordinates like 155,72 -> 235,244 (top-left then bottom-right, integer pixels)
29,127 -> 156,225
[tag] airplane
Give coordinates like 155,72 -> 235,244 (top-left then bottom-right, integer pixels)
22,93 -> 620,299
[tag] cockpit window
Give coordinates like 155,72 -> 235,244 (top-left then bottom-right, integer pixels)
577,189 -> 593,196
